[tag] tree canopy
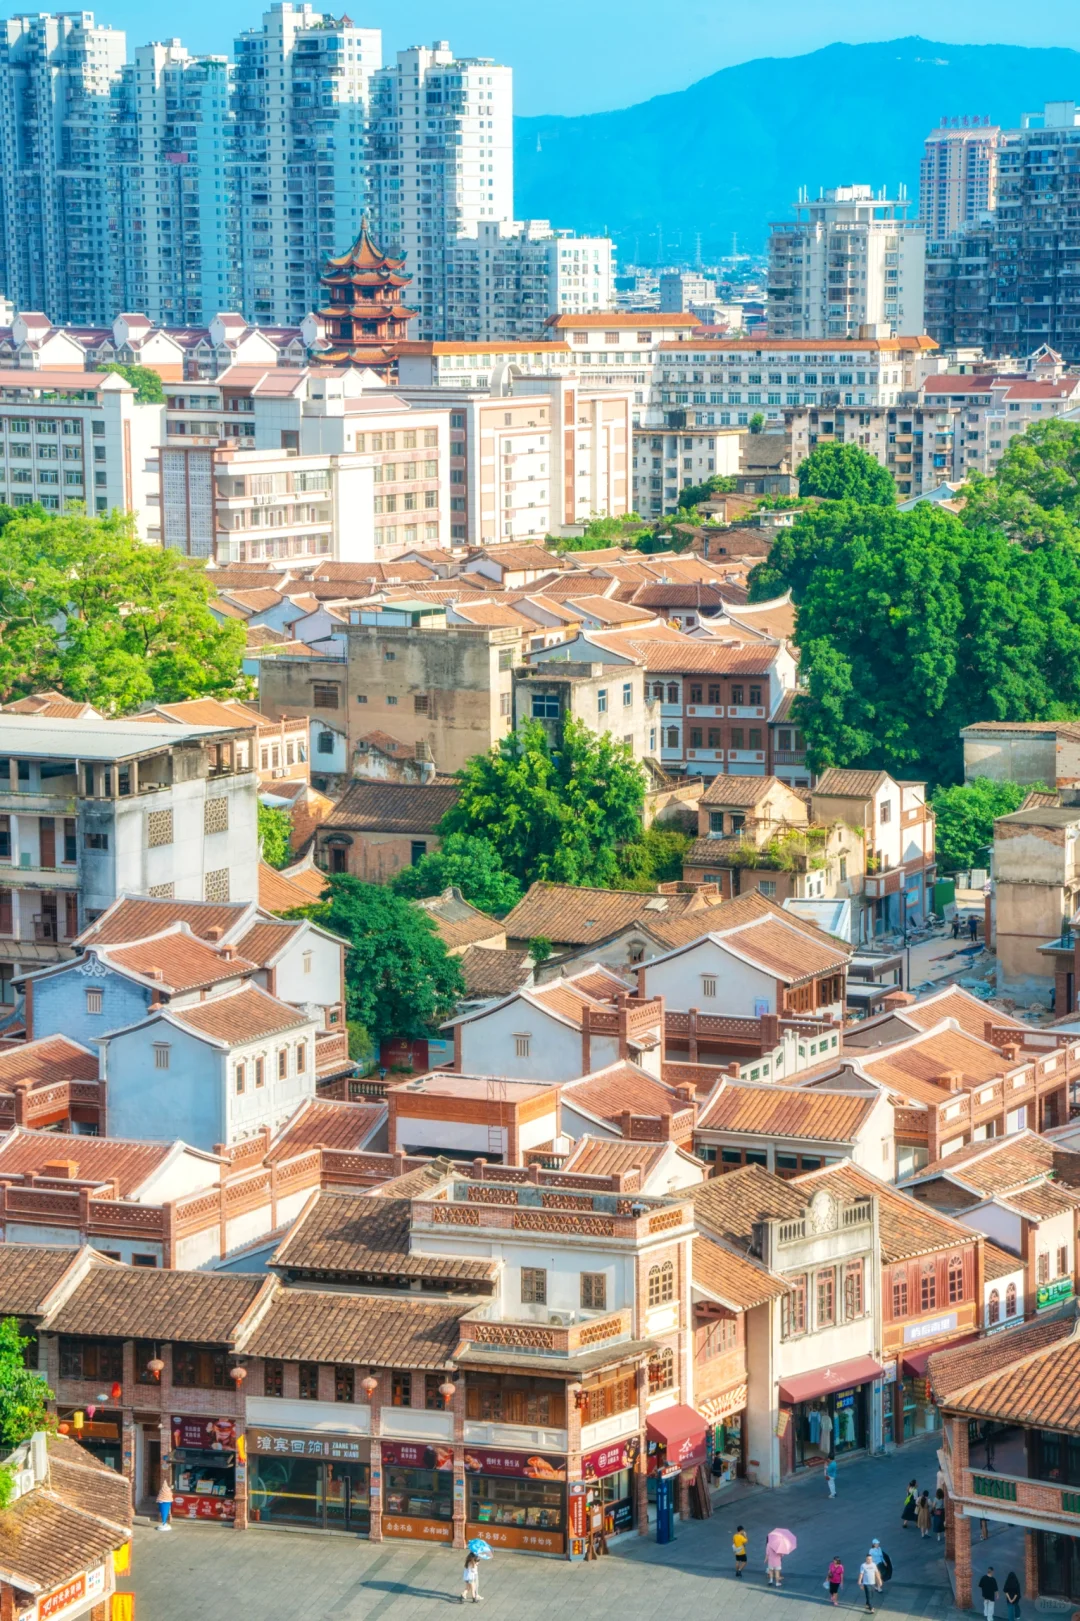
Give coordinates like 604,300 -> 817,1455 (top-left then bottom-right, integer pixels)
0,1317 -> 52,1450
930,778 -> 1035,872
961,419 -> 1080,549
439,718 -> 646,888
0,508 -> 245,713
748,500 -> 1080,785
257,803 -> 293,870
615,825 -> 692,890
797,441 -> 896,506
99,363 -> 166,403
302,876 -> 464,1041
389,831 -> 523,915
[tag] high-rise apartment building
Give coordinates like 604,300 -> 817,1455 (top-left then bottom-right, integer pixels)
232,2 -> 381,326
919,120 -> 999,244
443,220 -> 613,339
767,186 -> 925,340
111,42 -> 239,325
0,11 -> 126,325
989,101 -> 1080,360
368,42 -> 514,340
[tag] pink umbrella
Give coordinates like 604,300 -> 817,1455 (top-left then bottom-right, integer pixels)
767,1529 -> 798,1557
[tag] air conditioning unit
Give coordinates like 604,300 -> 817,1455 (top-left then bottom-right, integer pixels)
271,768 -> 285,779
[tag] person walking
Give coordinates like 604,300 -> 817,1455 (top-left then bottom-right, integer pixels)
932,1489 -> 946,1542
1003,1571 -> 1021,1621
825,1457 -> 838,1498
461,1553 -> 482,1604
156,1476 -> 174,1530
860,1554 -> 884,1613
952,915 -> 961,940
979,1567 -> 999,1621
917,1491 -> 933,1538
827,1557 -> 845,1607
969,914 -> 979,943
902,1480 -> 918,1529
733,1526 -> 748,1577
766,1545 -> 784,1587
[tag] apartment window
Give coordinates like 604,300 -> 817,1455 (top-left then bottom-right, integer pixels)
153,1044 -> 170,1071
948,1253 -> 964,1302
580,1272 -> 607,1310
278,1048 -> 288,1080
521,1267 -> 547,1305
264,1360 -> 284,1398
1006,1282 -> 1017,1317
843,1260 -> 864,1319
313,684 -> 339,709
597,689 -> 608,713
1037,1251 -> 1051,1286
299,1362 -> 319,1401
498,648 -> 514,671
85,988 -> 103,1016
731,728 -> 744,749
879,800 -> 892,824
689,727 -> 702,748
335,1367 -> 355,1403
647,1260 -> 674,1306
988,1289 -> 1000,1326
85,832 -> 109,851
709,811 -> 725,834
295,1041 -> 306,1075
783,1275 -> 807,1337
1058,1245 -> 1070,1279
815,1268 -> 836,1327
731,685 -> 744,704
647,1348 -> 674,1394
759,879 -> 777,898
920,1261 -> 938,1311
514,1033 -> 531,1058
622,682 -> 633,707
254,1056 -> 265,1089
531,693 -> 560,719
173,1345 -> 228,1389
701,975 -> 717,998
500,692 -> 511,717
423,1373 -> 445,1410
689,683 -> 703,704
748,728 -> 762,750
749,685 -> 762,705
59,1338 -> 124,1382
234,1062 -> 246,1095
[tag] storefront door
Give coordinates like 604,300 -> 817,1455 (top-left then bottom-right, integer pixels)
793,1385 -> 867,1468
247,1428 -> 371,1534
1038,1531 -> 1080,1601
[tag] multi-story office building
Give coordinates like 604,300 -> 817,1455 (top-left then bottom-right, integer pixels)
111,43 -> 240,326
231,2 -> 381,326
0,10 -> 126,325
767,186 -> 925,340
919,121 -> 999,244
368,42 -> 514,341
444,220 -> 614,339
659,271 -> 716,312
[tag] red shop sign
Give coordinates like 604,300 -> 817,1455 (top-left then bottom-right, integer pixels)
581,1435 -> 640,1480
462,1447 -> 566,1481
172,1494 -> 235,1521
171,1416 -> 236,1451
380,1441 -> 454,1470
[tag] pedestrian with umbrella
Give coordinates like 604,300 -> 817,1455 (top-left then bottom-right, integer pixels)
767,1528 -> 796,1587
461,1539 -> 491,1604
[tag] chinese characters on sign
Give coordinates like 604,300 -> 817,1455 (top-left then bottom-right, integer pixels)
461,1448 -> 566,1480
581,1436 -> 641,1480
250,1428 -> 366,1462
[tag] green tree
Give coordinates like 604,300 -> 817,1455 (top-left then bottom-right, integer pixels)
748,412 -> 766,434
389,831 -> 523,914
0,1317 -> 52,1449
303,876 -> 464,1042
257,803 -> 293,869
99,363 -> 166,403
440,718 -> 646,888
797,442 -> 896,506
931,778 -> 1036,872
961,419 -> 1080,548
747,500 -> 1080,785
0,508 -> 245,712
616,826 -> 692,889
549,514 -> 646,554
676,474 -> 736,510
527,936 -> 553,965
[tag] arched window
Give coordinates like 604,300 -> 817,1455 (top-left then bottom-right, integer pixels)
666,683 -> 679,704
988,1288 -> 1000,1325
666,727 -> 679,749
1006,1281 -> 1017,1319
648,1260 -> 674,1307
648,1347 -> 674,1394
948,1253 -> 964,1303
652,681 -> 665,700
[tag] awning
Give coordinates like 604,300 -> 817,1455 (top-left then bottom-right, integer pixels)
901,1333 -> 979,1379
646,1403 -> 707,1471
778,1355 -> 884,1406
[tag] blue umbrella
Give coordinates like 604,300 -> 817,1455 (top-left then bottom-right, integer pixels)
468,1538 -> 494,1559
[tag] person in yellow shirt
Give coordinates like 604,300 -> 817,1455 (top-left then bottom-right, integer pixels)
733,1526 -> 748,1577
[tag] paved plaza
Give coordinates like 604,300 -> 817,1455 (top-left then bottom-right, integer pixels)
119,1435 -> 1029,1621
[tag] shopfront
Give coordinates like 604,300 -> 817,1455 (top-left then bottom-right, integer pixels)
464,1446 -> 567,1554
646,1405 -> 707,1479
699,1384 -> 747,1483
381,1441 -> 456,1543
248,1426 -> 371,1533
169,1415 -> 237,1520
581,1436 -> 641,1536
56,1409 -> 124,1473
778,1356 -> 882,1475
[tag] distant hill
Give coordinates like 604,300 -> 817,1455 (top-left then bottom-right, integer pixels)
513,37 -> 1080,262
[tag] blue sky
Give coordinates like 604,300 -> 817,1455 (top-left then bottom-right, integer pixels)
94,3 -> 1080,115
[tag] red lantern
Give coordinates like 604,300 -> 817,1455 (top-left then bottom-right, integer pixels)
110,1382 -> 122,1402
229,1365 -> 247,1385
361,1375 -> 378,1399
439,1379 -> 456,1408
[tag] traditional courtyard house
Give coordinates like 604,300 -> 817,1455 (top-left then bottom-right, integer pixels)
693,1079 -> 895,1179
811,768 -> 936,938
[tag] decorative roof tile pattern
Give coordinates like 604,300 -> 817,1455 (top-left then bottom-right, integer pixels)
239,1287 -> 467,1367
0,1128 -> 192,1197
793,1161 -> 975,1263
47,1266 -> 266,1342
700,774 -> 792,808
103,930 -> 256,993
685,1162 -> 808,1249
696,1080 -> 877,1141
501,881 -> 719,945
267,1098 -> 386,1160
270,1190 -> 498,1282
559,1136 -> 672,1180
813,769 -> 890,799
858,1026 -> 1012,1097
692,1234 -> 789,1308
0,1243 -> 85,1316
322,780 -> 460,833
259,863 -> 325,914
929,1315 -> 1080,1408
231,919 -> 303,967
0,1035 -> 98,1094
899,987 -> 1028,1040
561,1062 -> 685,1127
0,1441 -> 131,1592
458,945 -> 533,998
715,916 -> 849,983
166,984 -> 310,1045
983,1242 -> 1023,1280
76,896 -> 251,948
415,889 -> 503,951
912,1132 -> 1075,1196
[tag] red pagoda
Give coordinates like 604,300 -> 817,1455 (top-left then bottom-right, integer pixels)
315,217 -> 418,375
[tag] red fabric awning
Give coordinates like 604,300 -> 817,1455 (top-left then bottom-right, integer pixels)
646,1403 -> 707,1470
901,1333 -> 979,1379
778,1355 -> 884,1406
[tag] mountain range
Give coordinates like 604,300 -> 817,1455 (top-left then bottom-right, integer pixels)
513,37 -> 1080,263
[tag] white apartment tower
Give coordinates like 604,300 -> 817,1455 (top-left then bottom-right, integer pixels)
111,43 -> 240,325
444,220 -> 614,339
232,3 -> 381,326
0,11 -> 126,325
767,185 -> 926,340
919,120 -> 999,245
368,42 -> 514,340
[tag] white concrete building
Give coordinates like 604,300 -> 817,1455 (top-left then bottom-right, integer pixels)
767,186 -> 926,341
919,122 -> 1000,246
444,220 -> 615,338
0,10 -> 126,325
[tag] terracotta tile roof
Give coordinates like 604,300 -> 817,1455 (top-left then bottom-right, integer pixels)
590,636 -> 783,674
238,1285 -> 468,1367
166,984 -> 310,1046
983,1242 -> 1023,1280
0,1128 -> 193,1197
686,1162 -> 808,1248
370,1158 -> 457,1199
232,918 -> 303,966
76,896 -> 251,949
560,1135 -> 671,1179
281,861 -> 331,899
0,1243 -> 86,1317
48,1265 -> 267,1342
102,929 -> 256,993
459,945 -> 533,998
267,1098 -> 386,1160
696,1080 -> 877,1141
1001,1180 -> 1080,1219
930,1315 -> 1080,1411
45,1441 -> 132,1529
630,582 -> 733,609
467,545 -> 567,572
692,1234 -> 789,1308
715,915 -> 849,983
415,889 -> 503,951
0,1035 -> 98,1094
565,595 -> 659,623
146,697 -> 266,730
270,1189 -> 498,1282
795,1161 -> 975,1263
813,768 -> 890,799
644,888 -> 804,950
501,880 -> 715,946
0,1436 -> 131,1593
563,965 -> 635,1002
899,986 -> 1028,1040
911,1132 -> 1068,1196
323,779 -> 460,833
258,862 -> 324,914
561,1062 -> 685,1128
700,774 -> 793,808
684,835 -> 743,868
858,1025 -> 1011,1097
3,693 -> 97,719
727,600 -> 797,640
450,600 -> 537,629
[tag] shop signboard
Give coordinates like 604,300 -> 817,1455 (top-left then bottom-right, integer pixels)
37,1565 -> 105,1621
462,1447 -> 566,1480
581,1436 -> 640,1480
381,1516 -> 452,1542
380,1441 -> 454,1470
249,1427 -> 367,1463
903,1312 -> 957,1345
170,1416 -> 236,1451
464,1523 -> 564,1554
568,1482 -> 587,1560
172,1495 -> 235,1521
1037,1278 -> 1074,1312
698,1384 -> 747,1424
